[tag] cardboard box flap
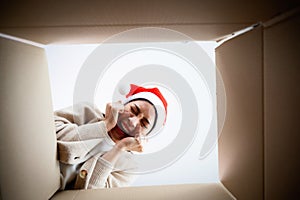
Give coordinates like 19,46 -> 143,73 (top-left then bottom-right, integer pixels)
216,26 -> 264,200
51,183 -> 235,200
264,11 -> 300,199
0,1 -> 297,44
0,37 -> 61,200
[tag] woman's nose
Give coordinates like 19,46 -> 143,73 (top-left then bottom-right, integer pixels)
129,115 -> 143,127
129,116 -> 138,127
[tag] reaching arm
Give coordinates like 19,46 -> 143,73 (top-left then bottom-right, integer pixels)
102,135 -> 144,165
55,102 -> 144,189
54,102 -> 107,141
75,136 -> 145,189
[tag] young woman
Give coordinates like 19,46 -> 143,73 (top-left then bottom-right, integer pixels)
55,84 -> 167,190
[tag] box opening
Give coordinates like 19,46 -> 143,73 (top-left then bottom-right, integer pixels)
45,41 -> 220,186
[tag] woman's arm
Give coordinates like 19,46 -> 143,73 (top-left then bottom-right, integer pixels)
75,136 -> 144,189
55,102 -> 106,141
102,136 -> 144,165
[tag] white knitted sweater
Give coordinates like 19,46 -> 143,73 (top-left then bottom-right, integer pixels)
54,102 -> 137,190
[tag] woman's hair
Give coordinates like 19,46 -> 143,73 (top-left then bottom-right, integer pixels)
125,98 -> 158,135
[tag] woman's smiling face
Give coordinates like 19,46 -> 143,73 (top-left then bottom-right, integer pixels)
117,99 -> 156,137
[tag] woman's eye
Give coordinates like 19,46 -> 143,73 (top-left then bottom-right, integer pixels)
131,107 -> 137,115
141,120 -> 148,129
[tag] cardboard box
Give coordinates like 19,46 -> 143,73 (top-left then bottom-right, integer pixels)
0,1 -> 299,199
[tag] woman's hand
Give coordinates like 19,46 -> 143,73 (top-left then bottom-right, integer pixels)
116,134 -> 147,152
101,134 -> 147,167
104,101 -> 124,132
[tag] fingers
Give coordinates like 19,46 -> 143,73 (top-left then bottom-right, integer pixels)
137,146 -> 144,152
111,101 -> 124,112
135,133 -> 148,143
112,102 -> 124,120
123,136 -> 144,152
105,102 -> 111,117
119,133 -> 148,153
104,101 -> 125,132
106,101 -> 124,113
134,134 -> 148,152
134,138 -> 144,152
106,102 -> 124,120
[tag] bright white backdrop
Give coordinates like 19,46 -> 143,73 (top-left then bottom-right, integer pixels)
45,41 -> 219,186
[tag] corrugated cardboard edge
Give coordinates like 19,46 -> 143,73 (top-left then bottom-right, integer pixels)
219,182 -> 237,200
0,32 -> 44,48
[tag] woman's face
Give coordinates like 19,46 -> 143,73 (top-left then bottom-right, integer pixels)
117,100 -> 156,137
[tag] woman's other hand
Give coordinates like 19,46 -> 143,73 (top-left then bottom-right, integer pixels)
104,101 -> 124,132
116,134 -> 147,153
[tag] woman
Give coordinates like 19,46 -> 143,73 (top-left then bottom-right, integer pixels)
55,84 -> 167,190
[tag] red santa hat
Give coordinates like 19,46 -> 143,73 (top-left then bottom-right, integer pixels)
124,84 -> 168,135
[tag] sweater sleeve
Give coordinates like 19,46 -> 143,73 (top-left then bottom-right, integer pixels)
74,153 -> 137,189
55,103 -> 136,188
54,102 -> 108,141
54,103 -> 112,164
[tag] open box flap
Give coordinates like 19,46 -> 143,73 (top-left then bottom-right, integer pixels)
216,7 -> 300,199
0,37 -> 61,200
263,11 -> 300,199
0,1 -> 297,44
216,26 -> 264,200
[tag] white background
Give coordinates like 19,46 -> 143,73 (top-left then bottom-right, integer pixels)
45,41 -> 219,186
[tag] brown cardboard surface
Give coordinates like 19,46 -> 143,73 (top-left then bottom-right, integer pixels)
51,183 -> 234,200
0,0 -> 298,44
1,3 -> 300,199
0,38 -> 61,200
216,27 -> 264,200
264,13 -> 300,199
0,0 -> 290,26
